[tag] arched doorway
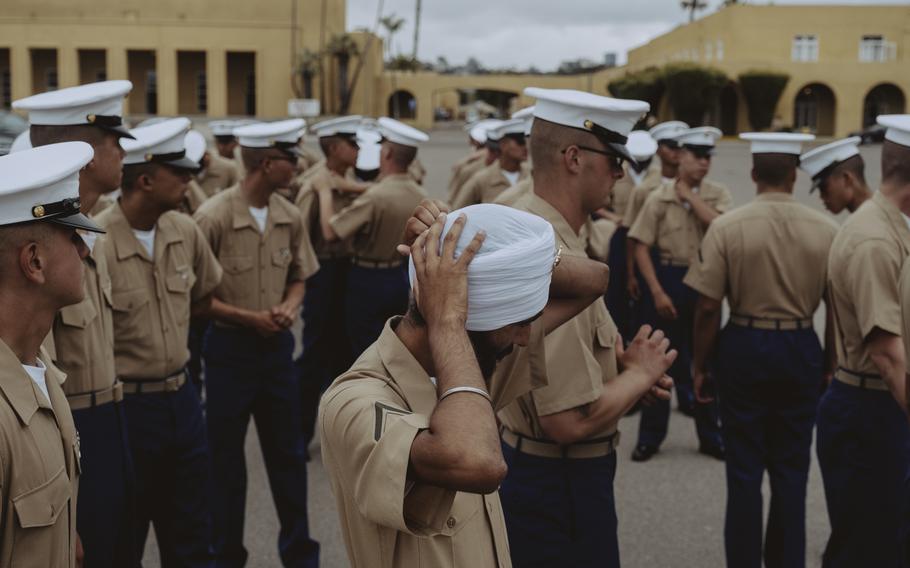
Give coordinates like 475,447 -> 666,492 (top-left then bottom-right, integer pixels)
793,83 -> 836,135
388,90 -> 417,119
863,83 -> 906,127
707,82 -> 739,135
458,88 -> 518,120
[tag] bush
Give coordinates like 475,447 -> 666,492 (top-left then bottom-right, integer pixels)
607,66 -> 665,113
662,63 -> 728,126
738,70 -> 790,131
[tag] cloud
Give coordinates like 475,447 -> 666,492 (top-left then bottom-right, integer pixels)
347,0 -> 908,71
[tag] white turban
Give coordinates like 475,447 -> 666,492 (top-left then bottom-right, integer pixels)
409,204 -> 556,331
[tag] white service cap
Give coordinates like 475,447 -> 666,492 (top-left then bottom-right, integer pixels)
739,132 -> 815,155
468,119 -> 503,145
209,120 -> 239,138
799,136 -> 862,191
626,131 -> 658,162
524,87 -> 649,163
677,127 -> 723,153
311,115 -> 362,138
184,130 -> 208,165
355,127 -> 382,171
488,118 -> 528,142
511,106 -> 535,121
378,117 -> 429,148
0,141 -> 104,232
648,121 -> 689,144
878,114 -> 910,148
10,131 -> 32,153
121,117 -> 199,169
13,80 -> 134,139
234,119 -> 306,157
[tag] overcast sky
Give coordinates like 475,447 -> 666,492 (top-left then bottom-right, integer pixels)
346,0 -> 909,71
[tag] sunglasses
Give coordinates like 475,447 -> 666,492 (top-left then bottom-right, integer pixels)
563,145 -> 624,170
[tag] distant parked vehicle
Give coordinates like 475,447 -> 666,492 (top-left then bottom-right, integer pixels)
0,111 -> 29,156
848,124 -> 886,145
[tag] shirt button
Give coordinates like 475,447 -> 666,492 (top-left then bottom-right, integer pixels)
446,517 -> 456,529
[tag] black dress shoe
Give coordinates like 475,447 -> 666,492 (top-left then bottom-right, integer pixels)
698,443 -> 726,461
631,444 -> 658,462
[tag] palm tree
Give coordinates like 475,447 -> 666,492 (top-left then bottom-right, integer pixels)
412,0 -> 422,60
293,49 -> 321,99
380,14 -> 405,61
327,33 -> 359,113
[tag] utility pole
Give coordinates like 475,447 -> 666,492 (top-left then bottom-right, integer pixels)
681,0 -> 707,22
412,0 -> 422,60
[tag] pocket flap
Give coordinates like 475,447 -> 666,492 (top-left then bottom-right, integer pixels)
110,289 -> 150,312
13,466 -> 71,528
59,298 -> 96,329
166,272 -> 194,293
222,255 -> 254,274
596,320 -> 618,349
439,492 -> 482,536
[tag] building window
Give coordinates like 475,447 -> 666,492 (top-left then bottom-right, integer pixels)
196,70 -> 207,113
859,35 -> 896,62
2,70 -> 11,108
716,40 -> 724,61
146,70 -> 158,114
46,68 -> 58,91
792,35 -> 818,62
705,42 -> 714,61
96,70 -> 107,82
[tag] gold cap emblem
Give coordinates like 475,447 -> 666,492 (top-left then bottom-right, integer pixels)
145,153 -> 154,162
32,205 -> 45,218
584,119 -> 594,130
86,114 -> 96,123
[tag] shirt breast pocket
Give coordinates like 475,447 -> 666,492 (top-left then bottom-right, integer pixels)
438,492 -> 483,537
58,296 -> 97,330
271,248 -> 293,291
110,288 -> 151,343
595,319 -> 619,381
166,268 -> 196,322
11,465 -> 71,567
220,255 -> 255,301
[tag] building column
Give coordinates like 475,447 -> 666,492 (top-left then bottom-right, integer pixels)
207,48 -> 227,117
108,48 -> 128,81
10,45 -> 31,100
58,46 -> 78,88
157,47 -> 177,115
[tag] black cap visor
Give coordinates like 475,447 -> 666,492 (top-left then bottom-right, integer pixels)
50,212 -> 105,233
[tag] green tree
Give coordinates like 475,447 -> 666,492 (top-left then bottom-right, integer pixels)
607,66 -> 665,116
663,63 -> 728,125
327,33 -> 359,114
293,49 -> 321,99
380,14 -> 405,60
738,70 -> 790,131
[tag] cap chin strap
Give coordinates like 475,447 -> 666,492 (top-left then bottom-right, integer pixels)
583,119 -> 628,145
31,197 -> 81,220
86,114 -> 124,128
143,150 -> 188,164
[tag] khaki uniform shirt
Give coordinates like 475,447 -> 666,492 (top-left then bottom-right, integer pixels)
447,150 -> 486,203
198,154 -> 240,197
232,145 -> 245,177
609,164 -> 636,217
622,171 -> 666,229
96,204 -> 223,380
684,192 -> 838,319
827,192 -> 910,375
587,217 -> 618,264
408,158 -> 427,185
195,184 -> 319,312
51,235 -> 117,397
494,177 -> 534,208
498,193 -> 621,440
319,318 -> 512,568
89,194 -> 115,217
0,343 -> 80,568
451,162 -> 530,210
330,173 -> 428,263
628,179 -> 733,265
179,180 -> 209,216
295,162 -> 359,258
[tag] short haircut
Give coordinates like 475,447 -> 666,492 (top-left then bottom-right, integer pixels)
752,154 -> 798,186
319,135 -> 350,158
30,124 -> 108,148
387,141 -> 417,169
830,154 -> 866,185
882,140 -> 910,185
529,117 -> 600,176
0,222 -> 52,283
240,147 -> 277,172
121,162 -> 161,192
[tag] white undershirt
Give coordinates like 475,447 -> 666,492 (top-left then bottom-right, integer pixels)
501,169 -> 521,187
132,227 -> 156,257
661,176 -> 674,184
249,206 -> 269,233
22,359 -> 50,404
903,212 -> 910,232
629,169 -> 646,187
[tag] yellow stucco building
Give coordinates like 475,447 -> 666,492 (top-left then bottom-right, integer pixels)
1,1 -> 906,137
